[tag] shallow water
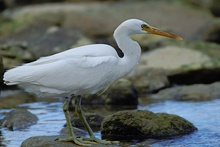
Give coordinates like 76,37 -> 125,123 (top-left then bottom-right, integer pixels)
0,98 -> 220,147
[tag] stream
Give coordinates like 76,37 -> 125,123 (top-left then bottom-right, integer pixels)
0,97 -> 220,147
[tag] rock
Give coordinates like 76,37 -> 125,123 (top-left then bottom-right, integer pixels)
2,1 -> 212,39
129,67 -> 169,93
0,41 -> 34,69
0,92 -> 37,109
151,82 -> 220,101
209,0 -> 220,17
21,135 -> 77,147
139,40 -> 220,84
191,19 -> 220,43
105,79 -> 138,105
168,67 -> 220,85
60,127 -> 87,137
1,109 -> 38,131
0,23 -> 87,62
21,135 -> 119,147
194,19 -> 220,44
140,46 -> 211,72
186,0 -> 212,8
82,79 -> 138,106
101,110 -> 197,141
0,56 -> 3,89
70,113 -> 105,131
3,0 -> 63,9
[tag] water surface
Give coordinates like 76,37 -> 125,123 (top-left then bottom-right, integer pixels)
0,98 -> 220,147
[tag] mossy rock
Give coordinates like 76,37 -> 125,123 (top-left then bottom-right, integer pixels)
101,110 -> 197,141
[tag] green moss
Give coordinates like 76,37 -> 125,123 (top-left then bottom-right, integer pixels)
101,110 -> 197,140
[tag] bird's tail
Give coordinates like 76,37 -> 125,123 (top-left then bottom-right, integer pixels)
3,65 -> 35,86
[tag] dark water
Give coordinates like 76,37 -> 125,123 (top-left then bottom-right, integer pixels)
0,98 -> 220,147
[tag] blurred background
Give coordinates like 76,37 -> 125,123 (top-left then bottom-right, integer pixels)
0,0 -> 220,147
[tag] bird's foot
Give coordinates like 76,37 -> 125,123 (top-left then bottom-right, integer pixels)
56,137 -> 96,146
79,136 -> 120,145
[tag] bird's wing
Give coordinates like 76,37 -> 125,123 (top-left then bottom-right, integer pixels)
26,44 -> 118,66
4,44 -> 120,96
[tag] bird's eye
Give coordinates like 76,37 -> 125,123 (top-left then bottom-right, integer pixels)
141,24 -> 149,29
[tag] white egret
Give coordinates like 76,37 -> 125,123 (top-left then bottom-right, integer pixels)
3,19 -> 182,146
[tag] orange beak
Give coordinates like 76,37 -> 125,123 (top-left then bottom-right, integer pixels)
142,25 -> 183,40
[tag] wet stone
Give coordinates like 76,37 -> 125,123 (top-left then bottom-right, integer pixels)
21,135 -> 77,147
1,108 -> 38,131
60,127 -> 87,137
70,113 -> 105,131
101,110 -> 197,141
21,135 -> 120,147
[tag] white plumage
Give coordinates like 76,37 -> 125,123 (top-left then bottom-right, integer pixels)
4,44 -> 124,97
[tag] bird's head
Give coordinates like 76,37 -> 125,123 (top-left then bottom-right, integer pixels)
116,19 -> 183,40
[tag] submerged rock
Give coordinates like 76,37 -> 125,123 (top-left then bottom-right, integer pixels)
101,110 -> 197,141
1,109 -> 38,130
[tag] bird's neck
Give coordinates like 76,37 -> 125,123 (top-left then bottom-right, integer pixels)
113,30 -> 141,75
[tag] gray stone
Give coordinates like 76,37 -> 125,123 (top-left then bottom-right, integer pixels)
60,127 -> 87,137
20,135 -> 78,147
21,135 -> 120,147
129,67 -> 169,93
0,41 -> 34,69
70,113 -> 105,131
101,110 -> 197,141
139,46 -> 211,73
2,1 -> 212,40
1,108 -> 38,130
0,23 -> 87,62
82,79 -> 138,106
192,19 -> 220,44
151,82 -> 220,101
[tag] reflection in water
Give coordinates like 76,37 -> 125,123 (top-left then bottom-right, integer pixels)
0,99 -> 220,146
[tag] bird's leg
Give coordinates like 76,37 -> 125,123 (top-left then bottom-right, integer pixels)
57,95 -> 92,146
75,95 -> 119,145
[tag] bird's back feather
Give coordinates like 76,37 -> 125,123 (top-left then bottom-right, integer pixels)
4,44 -> 121,97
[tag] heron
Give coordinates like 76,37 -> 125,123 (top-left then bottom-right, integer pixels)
3,19 -> 182,146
